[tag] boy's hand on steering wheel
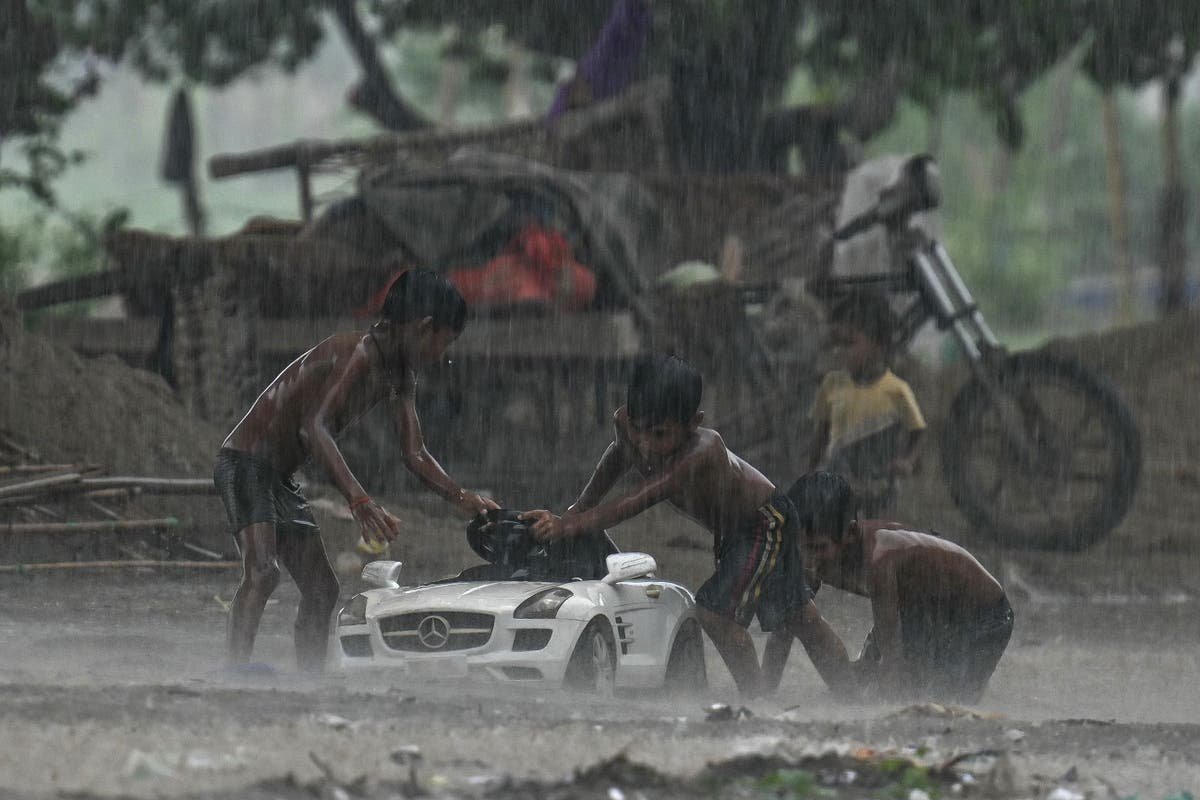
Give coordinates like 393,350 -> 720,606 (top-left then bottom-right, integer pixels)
520,510 -> 578,542
455,490 -> 499,519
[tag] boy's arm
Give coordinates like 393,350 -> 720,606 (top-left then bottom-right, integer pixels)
528,445 -> 701,540
301,340 -> 399,543
391,376 -> 498,518
889,380 -> 926,476
890,429 -> 924,476
866,556 -> 907,695
566,440 -> 631,517
790,599 -> 855,696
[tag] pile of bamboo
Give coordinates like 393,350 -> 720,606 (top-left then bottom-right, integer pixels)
0,433 -> 237,573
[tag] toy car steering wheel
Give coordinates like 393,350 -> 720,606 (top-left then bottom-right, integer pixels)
466,509 -> 541,566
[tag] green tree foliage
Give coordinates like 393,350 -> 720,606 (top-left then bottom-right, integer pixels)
8,2 -> 1200,188
0,0 -> 85,204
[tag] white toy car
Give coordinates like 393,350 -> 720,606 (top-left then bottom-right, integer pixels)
332,510 -> 706,694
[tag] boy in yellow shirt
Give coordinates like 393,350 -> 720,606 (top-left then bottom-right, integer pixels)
809,291 -> 925,515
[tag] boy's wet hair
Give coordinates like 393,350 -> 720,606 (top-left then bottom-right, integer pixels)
830,290 -> 895,349
627,354 -> 702,426
380,269 -> 467,332
787,471 -> 857,541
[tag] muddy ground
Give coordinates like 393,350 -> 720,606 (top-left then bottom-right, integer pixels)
1,556 -> 1197,800
4,305 -> 1200,798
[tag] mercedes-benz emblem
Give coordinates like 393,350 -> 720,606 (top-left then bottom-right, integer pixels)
416,615 -> 451,649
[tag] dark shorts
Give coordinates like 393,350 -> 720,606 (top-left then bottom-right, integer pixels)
213,448 -> 320,542
695,491 -> 809,632
862,594 -> 1014,701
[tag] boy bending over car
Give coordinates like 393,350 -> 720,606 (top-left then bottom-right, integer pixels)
763,471 -> 1013,702
522,354 -> 851,697
213,269 -> 498,671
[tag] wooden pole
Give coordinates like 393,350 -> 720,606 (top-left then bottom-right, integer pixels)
0,560 -> 239,573
0,472 -> 81,499
2,518 -> 179,535
0,464 -> 87,477
79,477 -> 215,494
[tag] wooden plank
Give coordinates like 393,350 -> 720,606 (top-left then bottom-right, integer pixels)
0,472 -> 81,499
2,518 -> 179,535
79,477 -> 215,495
0,560 -> 239,573
30,316 -> 158,358
252,312 -> 643,360
16,272 -> 128,310
33,310 -> 643,367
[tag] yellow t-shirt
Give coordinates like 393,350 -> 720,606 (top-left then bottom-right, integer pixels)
810,369 -> 926,463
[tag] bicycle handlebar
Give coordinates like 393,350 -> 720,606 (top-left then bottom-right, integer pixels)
834,209 -> 880,241
831,155 -> 941,244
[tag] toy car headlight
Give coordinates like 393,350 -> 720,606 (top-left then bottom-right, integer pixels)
513,587 -> 573,619
337,594 -> 368,626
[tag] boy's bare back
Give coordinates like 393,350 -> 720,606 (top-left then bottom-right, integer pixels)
610,407 -> 776,537
865,523 -> 1005,615
223,331 -> 407,476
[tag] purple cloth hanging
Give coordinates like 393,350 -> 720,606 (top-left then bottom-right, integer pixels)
546,0 -> 652,122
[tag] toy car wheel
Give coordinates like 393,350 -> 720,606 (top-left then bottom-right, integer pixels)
563,618 -> 616,696
664,619 -> 707,694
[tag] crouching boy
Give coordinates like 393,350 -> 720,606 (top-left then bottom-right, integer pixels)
765,471 -> 1013,702
213,269 -> 498,670
521,354 -> 851,697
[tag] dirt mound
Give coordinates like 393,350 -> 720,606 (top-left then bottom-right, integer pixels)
892,310 -> 1200,561
1,299 -> 229,556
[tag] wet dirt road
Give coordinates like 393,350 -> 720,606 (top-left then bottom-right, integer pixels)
1,572 -> 1197,799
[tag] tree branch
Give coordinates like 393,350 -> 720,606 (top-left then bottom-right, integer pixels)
327,0 -> 428,131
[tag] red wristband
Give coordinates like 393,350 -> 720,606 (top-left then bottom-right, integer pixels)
348,495 -> 372,511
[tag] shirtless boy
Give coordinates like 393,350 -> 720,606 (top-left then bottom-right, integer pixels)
213,269 -> 498,670
522,354 -> 850,697
764,471 -> 1013,702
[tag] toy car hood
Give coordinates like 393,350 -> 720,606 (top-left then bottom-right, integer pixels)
369,580 -> 564,616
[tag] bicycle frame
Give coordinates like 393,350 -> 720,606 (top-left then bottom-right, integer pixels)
817,224 -> 1002,380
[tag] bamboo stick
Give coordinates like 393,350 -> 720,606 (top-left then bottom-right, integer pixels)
79,477 -> 214,494
0,560 -> 239,573
0,488 -> 132,508
2,517 -> 179,535
0,472 -> 81,499
177,540 -> 225,561
0,464 -> 86,477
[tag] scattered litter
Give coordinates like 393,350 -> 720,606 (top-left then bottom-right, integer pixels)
1047,787 -> 1085,800
889,703 -> 1004,720
1061,765 -> 1078,782
315,712 -> 356,731
909,790 -> 932,800
607,787 -> 626,800
391,745 -> 423,765
212,595 -> 231,612
1004,728 -> 1026,743
703,703 -> 754,722
183,748 -> 249,772
123,749 -> 176,780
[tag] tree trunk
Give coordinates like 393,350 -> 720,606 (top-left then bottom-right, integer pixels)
437,57 -> 466,127
328,0 -> 428,131
1158,71 -> 1188,314
1101,89 -> 1136,325
504,43 -> 532,119
664,4 -> 798,174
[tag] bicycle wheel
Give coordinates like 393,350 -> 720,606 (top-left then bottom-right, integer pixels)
941,352 -> 1141,549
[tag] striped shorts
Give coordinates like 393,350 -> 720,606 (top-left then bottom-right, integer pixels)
695,491 -> 809,632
